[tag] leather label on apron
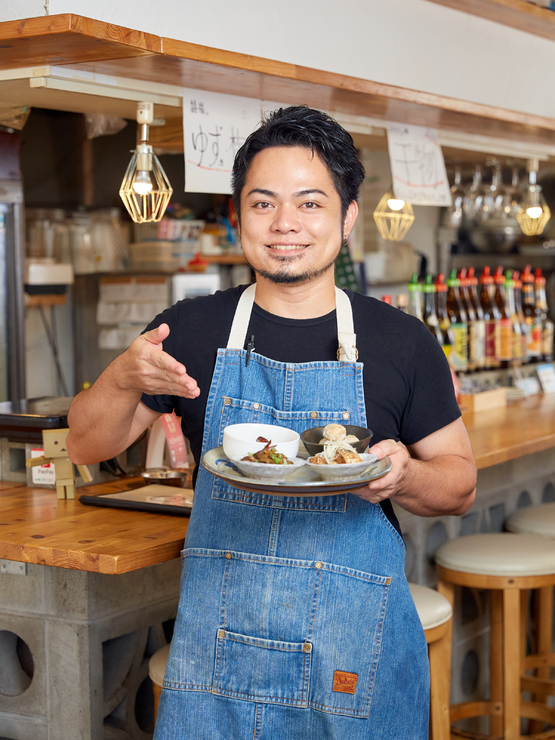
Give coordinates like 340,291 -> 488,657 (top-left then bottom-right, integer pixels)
332,671 -> 358,694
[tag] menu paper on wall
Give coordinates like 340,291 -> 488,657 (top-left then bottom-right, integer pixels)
387,123 -> 452,206
182,89 -> 262,193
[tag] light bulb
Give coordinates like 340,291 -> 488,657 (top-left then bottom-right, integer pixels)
526,205 -> 543,220
387,198 -> 405,211
132,170 -> 153,195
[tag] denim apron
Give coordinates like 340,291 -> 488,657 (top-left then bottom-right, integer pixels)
154,285 -> 429,740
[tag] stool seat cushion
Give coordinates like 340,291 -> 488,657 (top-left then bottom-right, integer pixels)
148,643 -> 171,686
409,583 -> 452,630
505,503 -> 555,538
435,533 -> 555,576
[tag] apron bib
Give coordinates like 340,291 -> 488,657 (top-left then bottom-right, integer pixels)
154,286 -> 429,740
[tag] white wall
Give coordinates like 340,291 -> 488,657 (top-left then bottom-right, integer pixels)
4,0 -> 552,121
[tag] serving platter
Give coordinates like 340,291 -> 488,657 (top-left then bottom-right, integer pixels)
201,447 -> 392,496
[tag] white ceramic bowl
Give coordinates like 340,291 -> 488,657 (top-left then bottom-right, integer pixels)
222,423 -> 300,461
230,456 -> 306,482
305,452 -> 378,481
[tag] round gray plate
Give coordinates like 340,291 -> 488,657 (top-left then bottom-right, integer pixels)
201,447 -> 392,496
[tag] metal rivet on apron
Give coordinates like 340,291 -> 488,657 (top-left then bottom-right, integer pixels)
315,561 -> 323,569
303,642 -> 312,653
218,629 -> 225,639
226,552 -> 232,559
342,411 -> 349,419
223,397 -> 231,405
310,411 -> 317,418
386,577 -> 391,585
253,402 -> 260,409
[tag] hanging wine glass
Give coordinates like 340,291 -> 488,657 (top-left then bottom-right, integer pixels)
464,165 -> 487,223
488,160 -> 508,220
445,166 -> 466,228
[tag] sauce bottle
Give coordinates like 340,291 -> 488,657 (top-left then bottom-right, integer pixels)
446,269 -> 468,372
504,270 -> 523,368
396,294 -> 409,313
512,271 -> 529,363
493,266 -> 512,368
435,273 -> 454,365
423,275 -> 443,347
479,266 -> 500,369
521,265 -> 542,362
466,267 -> 486,372
535,268 -> 554,362
407,274 -> 424,322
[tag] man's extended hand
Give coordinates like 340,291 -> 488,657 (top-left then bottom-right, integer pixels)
116,324 -> 200,399
352,439 -> 410,504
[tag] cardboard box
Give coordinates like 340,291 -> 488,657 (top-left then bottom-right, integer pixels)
460,387 -> 507,412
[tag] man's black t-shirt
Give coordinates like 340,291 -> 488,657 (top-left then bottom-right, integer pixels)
141,285 -> 461,534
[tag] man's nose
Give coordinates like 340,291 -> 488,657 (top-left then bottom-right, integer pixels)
271,204 -> 301,232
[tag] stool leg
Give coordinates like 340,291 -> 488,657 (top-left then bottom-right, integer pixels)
436,580 -> 455,693
429,626 -> 451,740
503,588 -> 521,739
491,590 -> 503,738
529,585 -> 554,735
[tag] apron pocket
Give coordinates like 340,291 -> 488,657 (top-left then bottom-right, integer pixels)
212,629 -> 311,707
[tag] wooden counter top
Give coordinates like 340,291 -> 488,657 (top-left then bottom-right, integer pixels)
1,392 -> 554,574
463,391 -> 555,470
0,477 -> 187,575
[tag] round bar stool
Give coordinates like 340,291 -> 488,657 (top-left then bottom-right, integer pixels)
149,643 -> 170,722
506,504 -> 555,728
435,533 -> 555,739
409,583 -> 453,740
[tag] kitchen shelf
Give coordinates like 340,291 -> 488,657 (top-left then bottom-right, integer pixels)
0,14 -> 554,149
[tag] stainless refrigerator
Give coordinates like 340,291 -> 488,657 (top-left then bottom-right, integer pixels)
0,130 -> 26,403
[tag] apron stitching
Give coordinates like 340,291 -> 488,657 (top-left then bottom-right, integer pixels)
305,568 -> 322,642
363,580 -> 390,712
267,510 -> 281,556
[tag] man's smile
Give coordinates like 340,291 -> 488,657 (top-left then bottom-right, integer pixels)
266,244 -> 308,251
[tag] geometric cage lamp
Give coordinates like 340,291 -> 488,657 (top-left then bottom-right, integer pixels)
373,190 -> 415,241
515,157 -> 551,237
119,102 -> 173,223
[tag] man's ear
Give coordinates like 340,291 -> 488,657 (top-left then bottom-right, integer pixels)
343,200 -> 358,238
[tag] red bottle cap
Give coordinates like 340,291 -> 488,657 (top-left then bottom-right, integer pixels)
467,267 -> 478,286
381,295 -> 393,305
521,265 -> 533,283
535,267 -> 546,285
435,273 -> 447,292
479,266 -> 493,285
493,266 -> 506,285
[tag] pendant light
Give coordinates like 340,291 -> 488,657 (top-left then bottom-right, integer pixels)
373,191 -> 415,241
515,158 -> 551,237
119,102 -> 173,223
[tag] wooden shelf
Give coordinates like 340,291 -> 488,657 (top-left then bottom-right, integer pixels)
25,292 -> 67,307
0,14 -> 554,148
426,0 -> 555,42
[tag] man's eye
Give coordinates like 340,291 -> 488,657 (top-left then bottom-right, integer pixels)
302,202 -> 319,209
254,201 -> 272,209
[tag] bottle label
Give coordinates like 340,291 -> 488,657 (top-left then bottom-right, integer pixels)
543,322 -> 554,359
485,320 -> 497,361
497,318 -> 512,361
469,320 -> 485,368
526,317 -> 542,356
450,323 -> 468,371
511,321 -> 523,361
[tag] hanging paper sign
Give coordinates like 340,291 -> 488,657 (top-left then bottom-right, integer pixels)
182,89 -> 262,194
160,412 -> 189,468
387,123 -> 452,206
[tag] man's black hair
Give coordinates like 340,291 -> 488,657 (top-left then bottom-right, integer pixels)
231,106 -> 365,221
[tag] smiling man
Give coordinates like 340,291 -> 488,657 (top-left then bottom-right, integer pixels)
67,106 -> 476,739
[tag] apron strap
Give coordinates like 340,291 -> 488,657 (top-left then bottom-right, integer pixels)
227,284 -> 256,349
226,283 -> 358,362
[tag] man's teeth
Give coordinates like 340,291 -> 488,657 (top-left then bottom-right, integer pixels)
269,245 -> 307,250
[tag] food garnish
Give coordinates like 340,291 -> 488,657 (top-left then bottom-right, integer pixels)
309,423 -> 363,465
242,440 -> 293,465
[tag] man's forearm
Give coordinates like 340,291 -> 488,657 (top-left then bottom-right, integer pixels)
392,454 -> 476,517
66,360 -> 144,465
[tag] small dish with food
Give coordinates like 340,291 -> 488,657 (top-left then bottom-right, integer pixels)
223,423 -> 300,460
305,451 -> 379,481
300,423 -> 372,457
231,440 -> 306,482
